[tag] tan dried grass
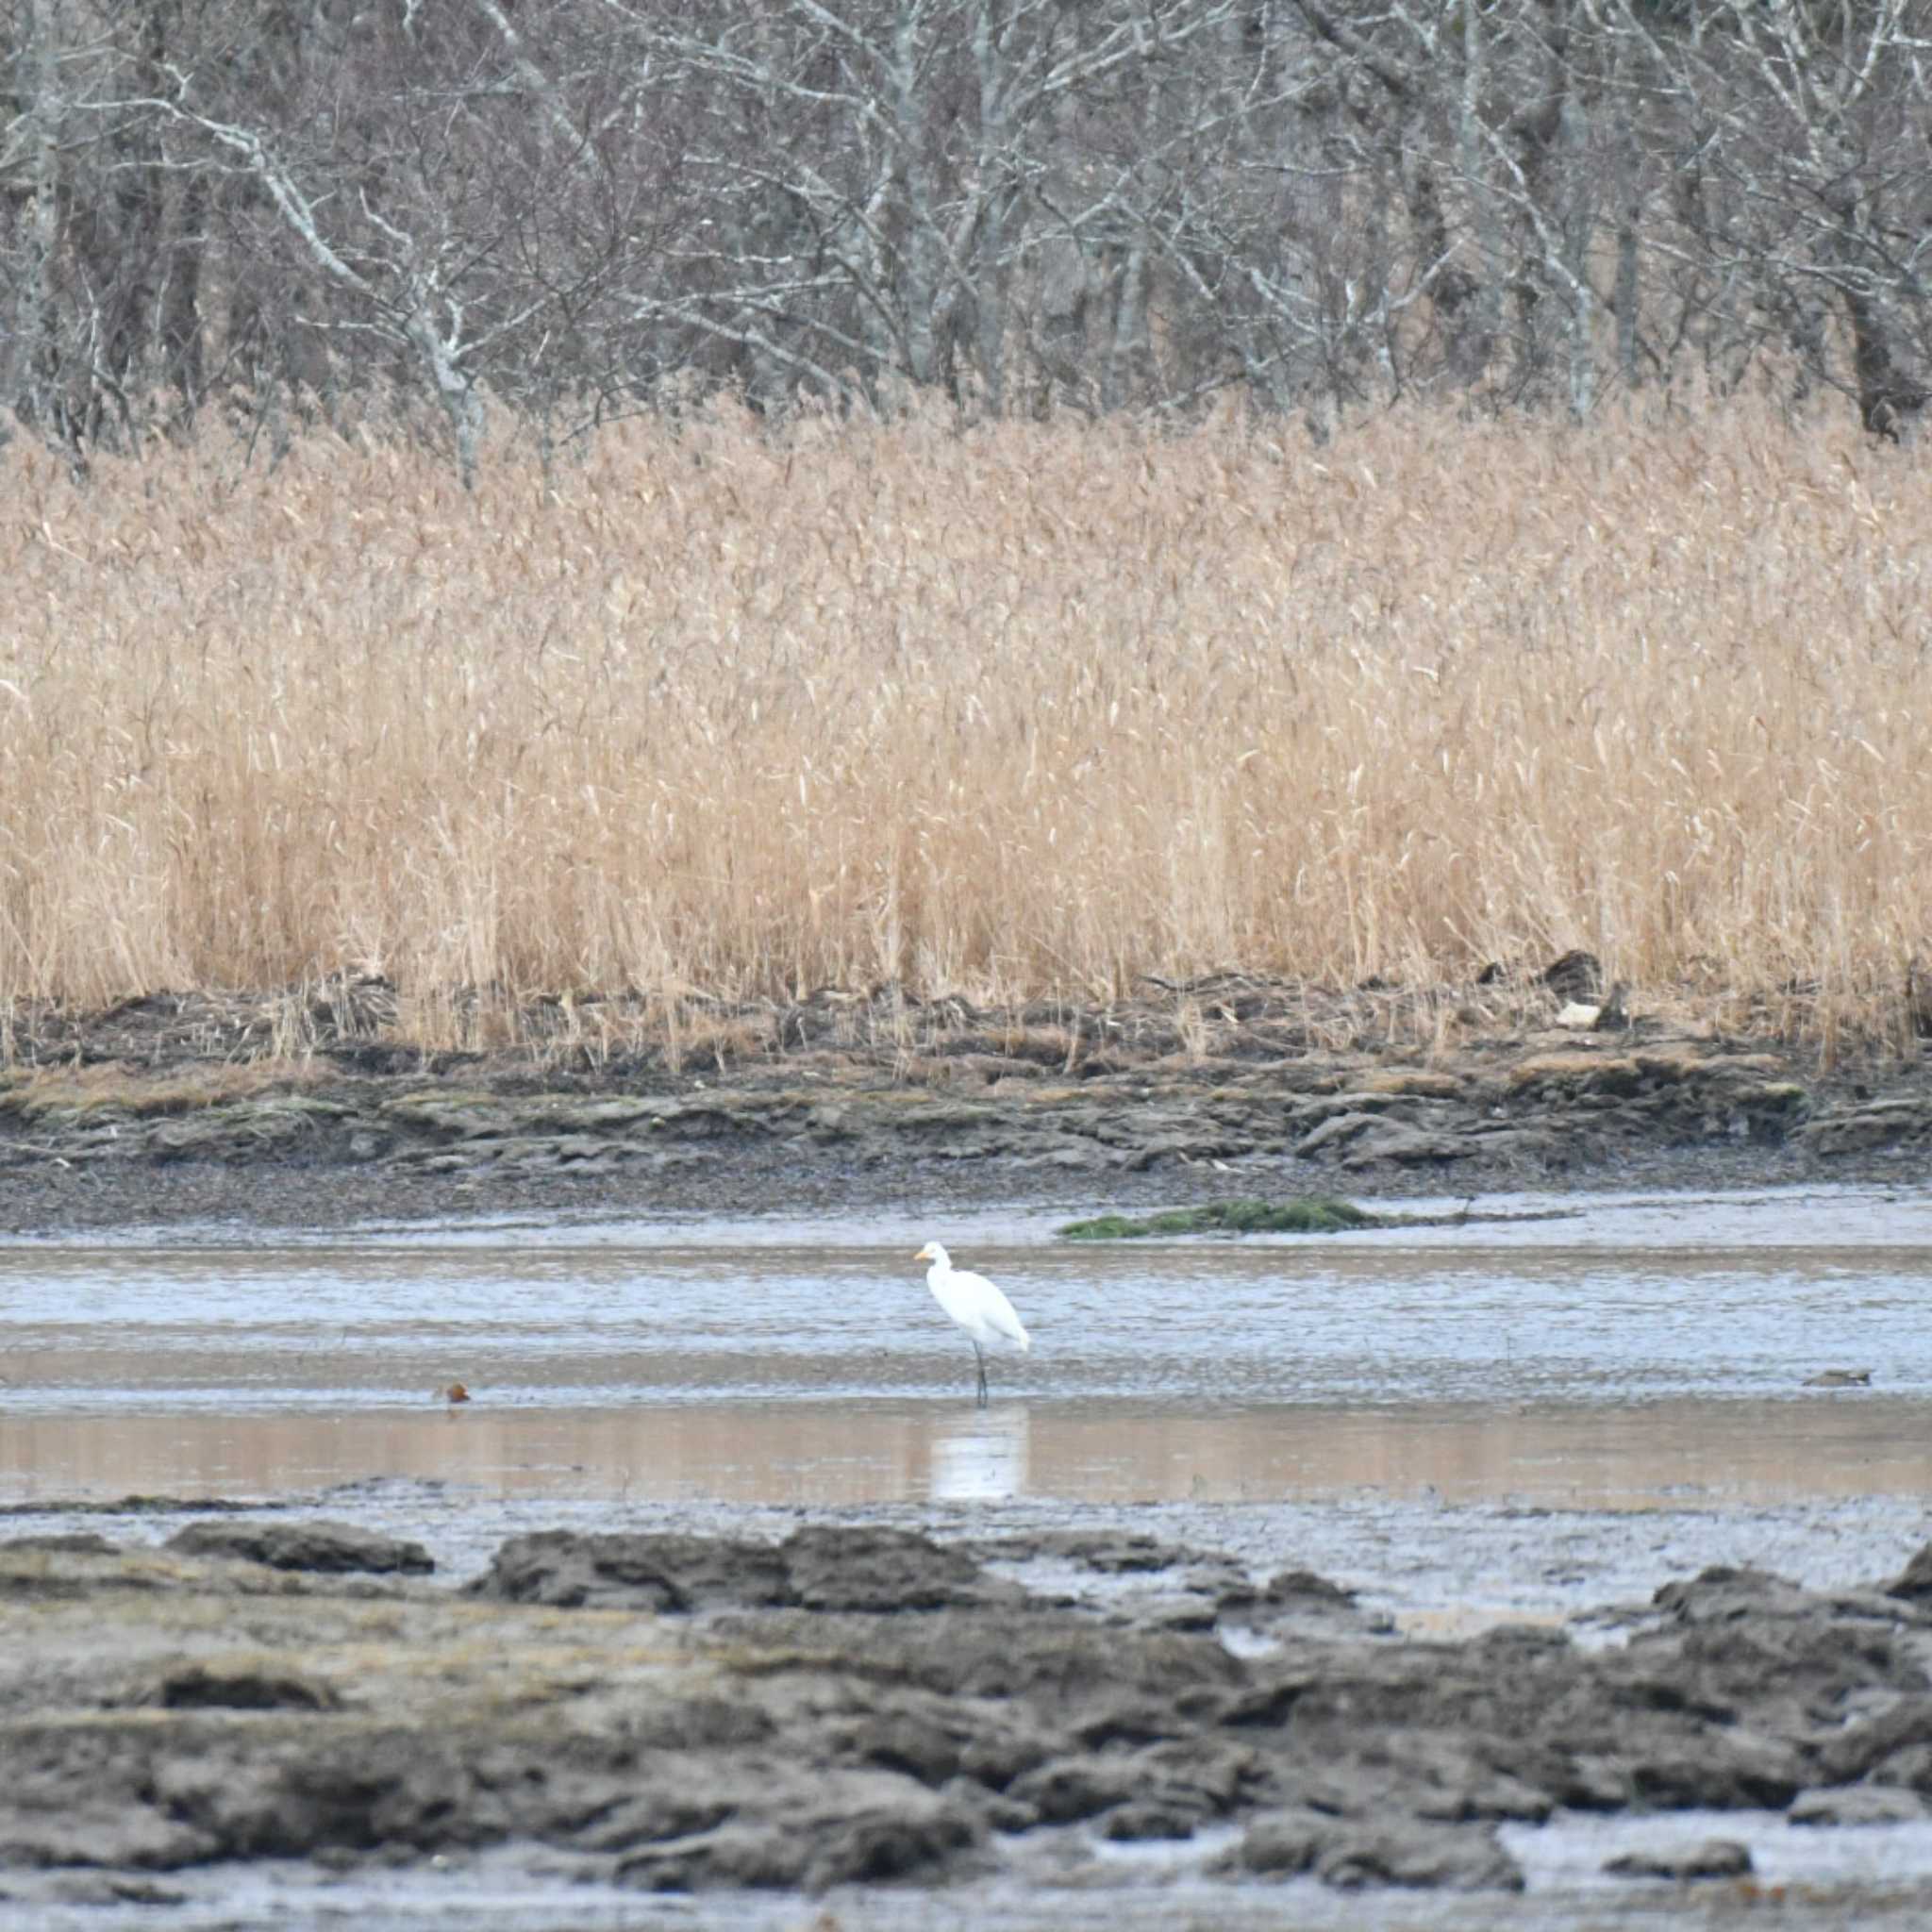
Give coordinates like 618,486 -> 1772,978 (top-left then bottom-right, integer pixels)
2,398 -> 1927,1054
0,1059 -> 324,1122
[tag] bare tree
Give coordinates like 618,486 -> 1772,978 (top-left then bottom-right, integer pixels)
5,0 -> 1929,468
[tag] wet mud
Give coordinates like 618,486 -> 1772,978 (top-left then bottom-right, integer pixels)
6,978 -> 1932,1924
3,976 -> 1930,1233
5,1517 -> 1932,1919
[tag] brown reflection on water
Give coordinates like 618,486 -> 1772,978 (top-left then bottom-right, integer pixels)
3,1397 -> 1929,1508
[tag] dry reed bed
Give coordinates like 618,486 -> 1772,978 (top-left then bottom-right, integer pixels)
1,403 -> 1927,1054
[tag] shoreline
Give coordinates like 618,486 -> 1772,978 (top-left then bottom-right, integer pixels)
6,991 -> 1931,1919
2,987 -> 1928,1234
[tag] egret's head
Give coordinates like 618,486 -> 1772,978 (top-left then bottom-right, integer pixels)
915,1241 -> 942,1264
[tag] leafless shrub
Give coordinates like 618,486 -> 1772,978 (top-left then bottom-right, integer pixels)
6,0 -> 1929,464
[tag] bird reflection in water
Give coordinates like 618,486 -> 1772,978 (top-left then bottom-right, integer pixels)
928,1402 -> 1030,1502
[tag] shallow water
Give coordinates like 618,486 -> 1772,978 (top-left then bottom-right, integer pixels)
2,1183 -> 1929,1513
8,1181 -> 1932,1931
15,1819 -> 1932,1932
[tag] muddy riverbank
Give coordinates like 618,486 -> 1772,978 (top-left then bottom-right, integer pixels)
7,974 -> 1932,1928
2,976 -> 1929,1233
5,1511 -> 1932,1923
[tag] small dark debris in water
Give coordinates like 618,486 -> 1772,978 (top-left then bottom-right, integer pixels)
318,1474 -> 453,1501
1802,1368 -> 1873,1389
1059,1197 -> 1377,1240
443,1382 -> 473,1405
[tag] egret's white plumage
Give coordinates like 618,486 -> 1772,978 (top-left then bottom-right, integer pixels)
914,1241 -> 1030,1404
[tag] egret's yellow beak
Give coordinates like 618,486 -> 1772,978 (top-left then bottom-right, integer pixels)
914,1244 -> 932,1260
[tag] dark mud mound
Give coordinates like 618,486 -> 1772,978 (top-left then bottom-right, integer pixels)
166,1519 -> 435,1575
5,1526 -> 1932,1907
467,1524 -> 1024,1613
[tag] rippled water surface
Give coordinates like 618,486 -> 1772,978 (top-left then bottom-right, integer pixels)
3,1182 -> 1929,1507
8,1182 -> 1932,1932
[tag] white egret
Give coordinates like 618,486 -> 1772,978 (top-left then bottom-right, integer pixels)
914,1241 -> 1031,1405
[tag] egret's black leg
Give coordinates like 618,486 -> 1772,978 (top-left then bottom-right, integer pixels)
974,1342 -> 989,1406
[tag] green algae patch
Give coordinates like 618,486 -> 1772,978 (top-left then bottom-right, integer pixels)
1059,1197 -> 1582,1240
1059,1197 -> 1378,1240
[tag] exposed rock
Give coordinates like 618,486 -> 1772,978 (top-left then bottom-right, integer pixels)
612,1782 -> 982,1894
467,1525 -> 1024,1614
1317,1823 -> 1524,1891
1604,1837 -> 1752,1880
0,1533 -> 119,1557
1,1527 -> 1930,1910
1888,1541 -> 1932,1603
166,1520 -> 434,1575
1790,1785 -> 1930,1826
1219,1809 -> 1524,1891
1341,1122 -> 1465,1168
1807,1096 -> 1932,1157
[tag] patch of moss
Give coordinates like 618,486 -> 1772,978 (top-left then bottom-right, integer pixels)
1055,1213 -> 1148,1240
1059,1197 -> 1378,1240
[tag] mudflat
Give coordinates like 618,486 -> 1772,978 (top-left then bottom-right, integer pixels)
6,1516 -> 1932,1921
2,978 -> 1927,1234
7,979 -> 1932,1924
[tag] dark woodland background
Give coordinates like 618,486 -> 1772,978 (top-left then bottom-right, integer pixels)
5,0 -> 1928,478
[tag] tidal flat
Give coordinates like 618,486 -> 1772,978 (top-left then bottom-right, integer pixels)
5,1182 -> 1932,1926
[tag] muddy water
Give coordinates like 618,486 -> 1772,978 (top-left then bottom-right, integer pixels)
2,1183 -> 1929,1505
7,1183 -> 1932,1931
3,1182 -> 1931,1624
